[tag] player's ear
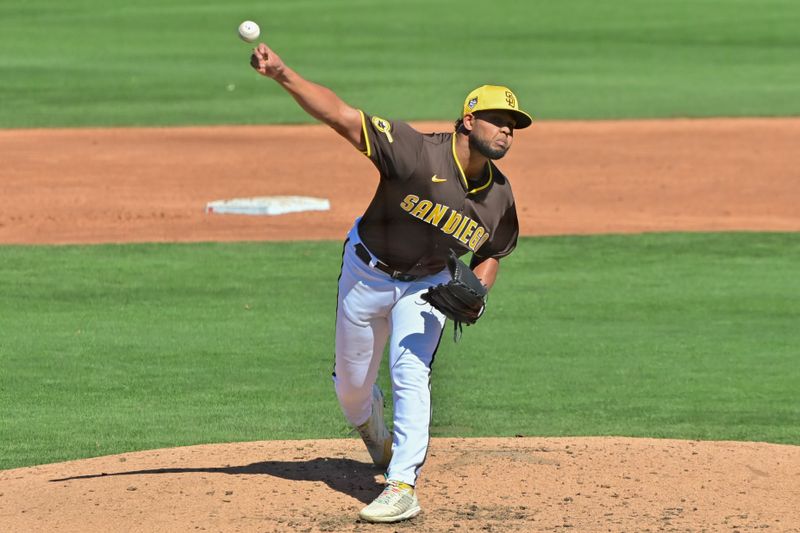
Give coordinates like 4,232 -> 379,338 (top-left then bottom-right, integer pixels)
462,113 -> 476,133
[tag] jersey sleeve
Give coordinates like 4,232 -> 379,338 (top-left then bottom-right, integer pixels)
474,202 -> 519,260
358,110 -> 423,181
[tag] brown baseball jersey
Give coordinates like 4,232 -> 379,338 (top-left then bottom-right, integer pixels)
356,111 -> 519,277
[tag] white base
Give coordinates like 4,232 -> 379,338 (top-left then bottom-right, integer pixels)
205,196 -> 330,216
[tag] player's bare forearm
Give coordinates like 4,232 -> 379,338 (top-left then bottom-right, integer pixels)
471,257 -> 499,290
250,43 -> 364,151
277,69 -> 363,145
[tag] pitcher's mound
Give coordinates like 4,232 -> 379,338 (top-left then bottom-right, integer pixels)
2,437 -> 798,532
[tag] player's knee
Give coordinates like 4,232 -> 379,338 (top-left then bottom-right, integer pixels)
334,378 -> 371,404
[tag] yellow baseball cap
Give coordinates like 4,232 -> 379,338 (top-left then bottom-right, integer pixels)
462,85 -> 533,129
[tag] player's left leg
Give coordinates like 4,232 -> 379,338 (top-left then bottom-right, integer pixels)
358,282 -> 447,523
384,288 -> 446,486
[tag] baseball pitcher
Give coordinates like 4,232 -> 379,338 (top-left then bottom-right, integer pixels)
250,42 -> 531,524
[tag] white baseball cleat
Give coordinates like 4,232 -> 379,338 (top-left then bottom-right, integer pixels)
355,384 -> 393,468
359,479 -> 421,523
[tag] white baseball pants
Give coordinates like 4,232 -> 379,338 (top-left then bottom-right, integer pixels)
333,224 -> 449,485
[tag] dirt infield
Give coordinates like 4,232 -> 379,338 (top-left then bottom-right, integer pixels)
3,438 -> 799,532
2,119 -> 799,531
2,118 -> 799,244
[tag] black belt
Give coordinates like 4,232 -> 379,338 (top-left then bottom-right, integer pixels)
354,243 -> 420,282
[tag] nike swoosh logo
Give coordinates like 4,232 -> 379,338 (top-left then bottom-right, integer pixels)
431,175 -> 447,183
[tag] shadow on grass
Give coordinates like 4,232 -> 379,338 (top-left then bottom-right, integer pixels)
49,457 -> 383,504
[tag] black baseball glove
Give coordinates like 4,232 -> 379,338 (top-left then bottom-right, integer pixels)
421,250 -> 487,340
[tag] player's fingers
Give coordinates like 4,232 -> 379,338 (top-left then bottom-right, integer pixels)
250,53 -> 260,70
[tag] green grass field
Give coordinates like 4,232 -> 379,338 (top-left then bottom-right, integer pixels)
2,234 -> 798,469
1,0 -> 799,127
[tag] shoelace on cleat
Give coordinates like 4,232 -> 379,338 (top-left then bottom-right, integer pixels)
374,482 -> 413,505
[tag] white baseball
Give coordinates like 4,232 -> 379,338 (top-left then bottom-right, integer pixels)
238,20 -> 260,43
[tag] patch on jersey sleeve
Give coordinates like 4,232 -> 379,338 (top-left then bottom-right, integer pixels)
371,116 -> 394,143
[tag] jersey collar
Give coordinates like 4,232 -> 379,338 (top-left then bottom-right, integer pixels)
451,134 -> 493,195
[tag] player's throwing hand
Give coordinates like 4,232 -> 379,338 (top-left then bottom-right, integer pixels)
250,43 -> 285,79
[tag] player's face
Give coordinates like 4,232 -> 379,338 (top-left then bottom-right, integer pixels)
468,111 -> 516,160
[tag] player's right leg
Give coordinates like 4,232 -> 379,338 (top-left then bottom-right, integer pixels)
333,239 -> 394,466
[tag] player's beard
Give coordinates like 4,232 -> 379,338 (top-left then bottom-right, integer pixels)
469,133 -> 509,160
